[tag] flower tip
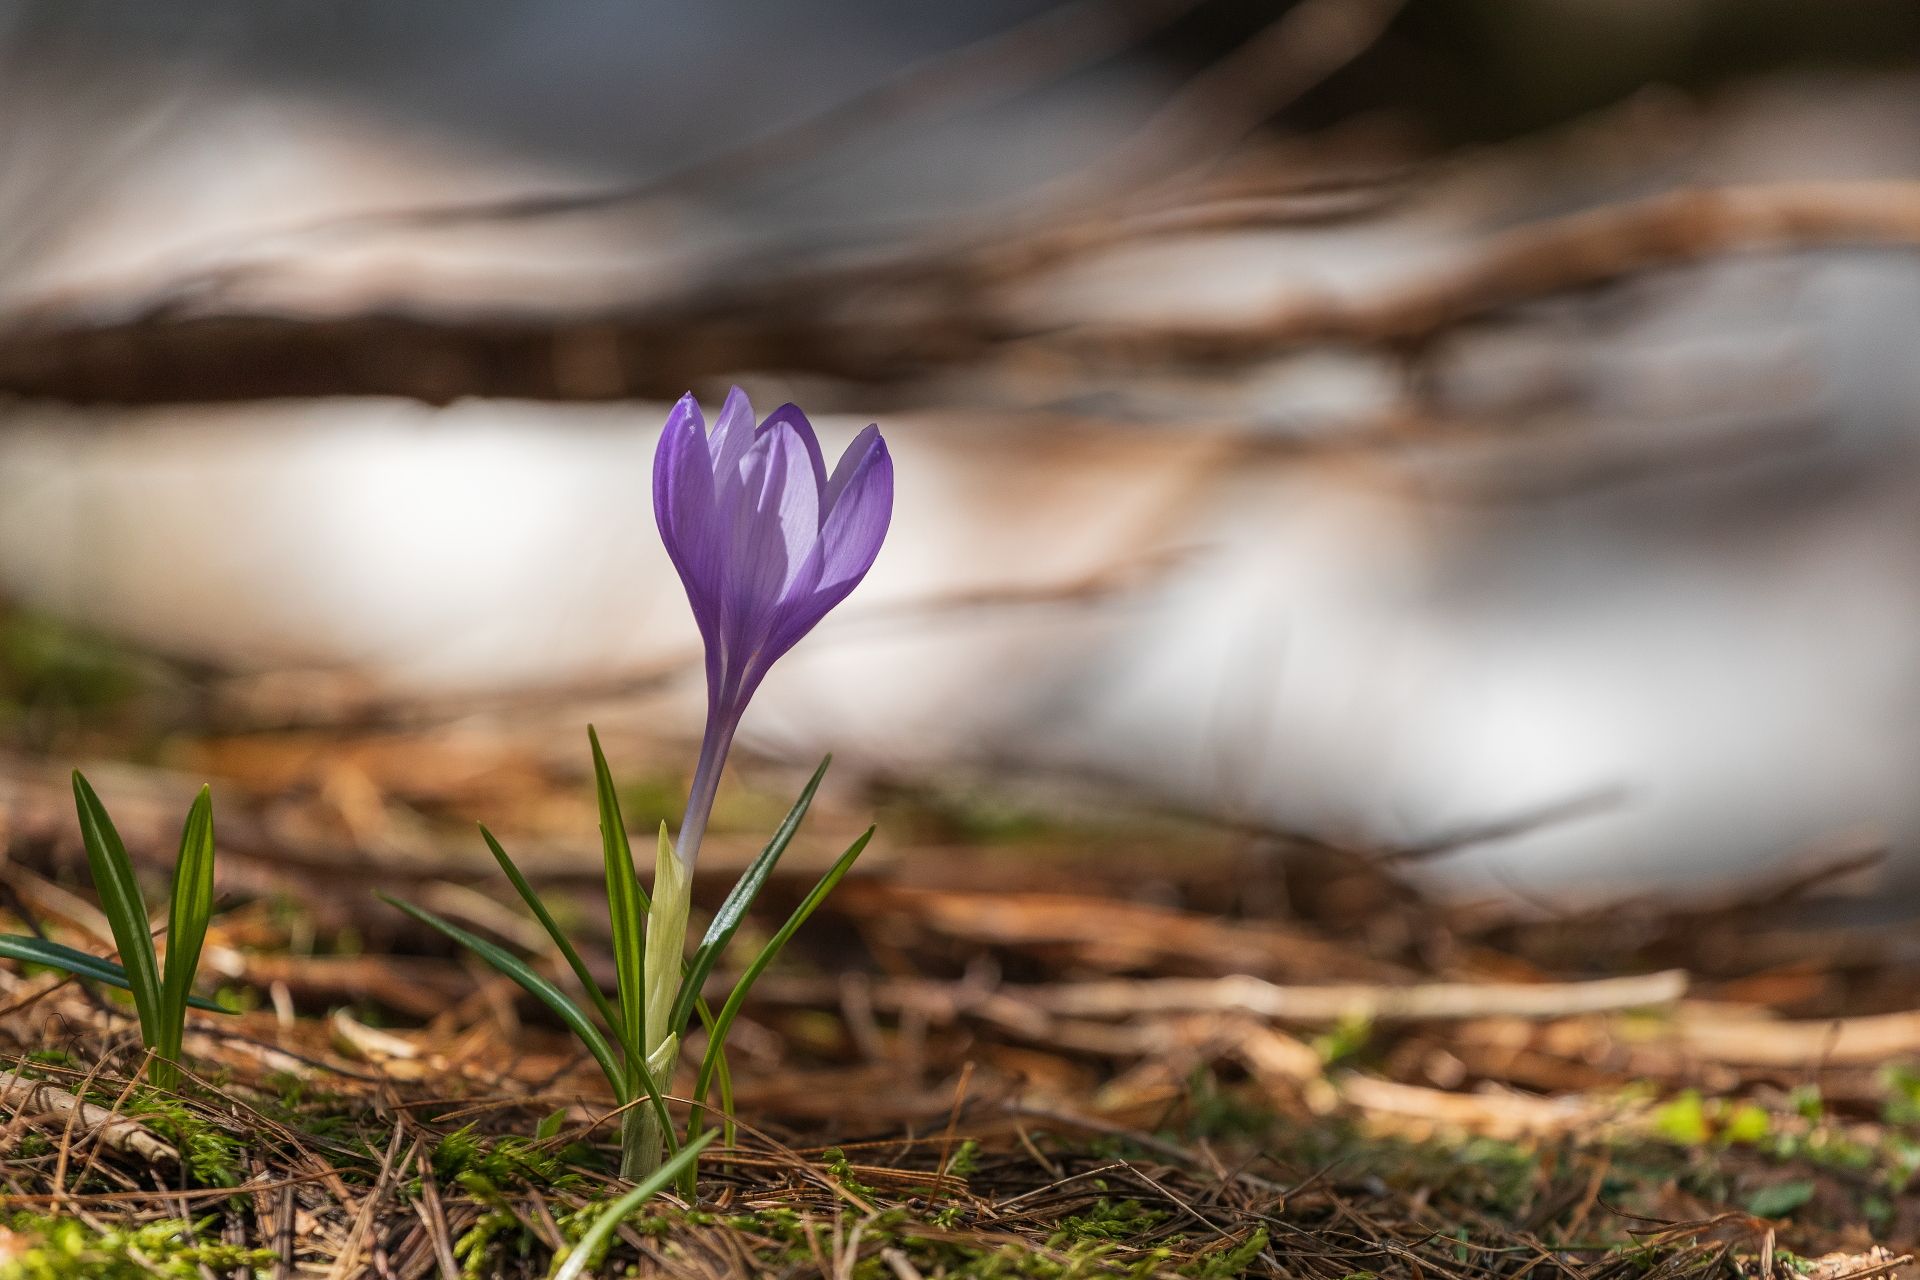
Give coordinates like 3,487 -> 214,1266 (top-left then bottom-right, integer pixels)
661,393 -> 705,439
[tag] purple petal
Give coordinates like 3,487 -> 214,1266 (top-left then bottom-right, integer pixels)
723,419 -> 822,641
746,435 -> 892,683
814,433 -> 893,596
823,424 -> 882,516
707,386 -> 756,502
653,395 -> 722,615
759,403 -> 829,507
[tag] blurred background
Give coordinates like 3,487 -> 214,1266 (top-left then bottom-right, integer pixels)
2,0 -> 1920,911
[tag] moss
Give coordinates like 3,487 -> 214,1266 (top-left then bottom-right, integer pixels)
125,1096 -> 244,1188
1183,1227 -> 1269,1278
432,1124 -> 586,1194
672,1202 -> 1175,1280
251,1071 -> 357,1142
944,1137 -> 981,1178
821,1146 -> 880,1198
929,1204 -> 968,1229
1050,1198 -> 1171,1245
453,1208 -> 529,1280
0,1212 -> 274,1280
1180,1070 -> 1279,1143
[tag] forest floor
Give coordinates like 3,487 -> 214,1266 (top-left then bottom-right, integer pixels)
0,617 -> 1915,1278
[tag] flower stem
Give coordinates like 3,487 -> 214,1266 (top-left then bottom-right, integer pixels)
674,713 -> 736,869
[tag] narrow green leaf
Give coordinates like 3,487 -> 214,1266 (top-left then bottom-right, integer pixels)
669,756 -> 829,1036
549,1130 -> 715,1280
589,726 -> 649,1067
711,1030 -> 736,1150
159,786 -> 216,1050
0,935 -> 226,1011
693,828 -> 873,1119
379,892 -> 627,1100
478,824 -> 641,1071
71,772 -> 162,1046
682,994 -> 737,1157
1744,1178 -> 1816,1220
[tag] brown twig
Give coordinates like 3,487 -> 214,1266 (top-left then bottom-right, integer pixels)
1054,181 -> 1920,364
0,1067 -> 177,1166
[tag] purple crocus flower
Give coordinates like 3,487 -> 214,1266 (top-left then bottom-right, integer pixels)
653,387 -> 893,866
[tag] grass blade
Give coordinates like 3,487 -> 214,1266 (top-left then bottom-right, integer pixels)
589,727 -> 649,1068
159,786 -> 216,1053
71,771 -> 162,1046
549,1130 -> 715,1280
379,892 -> 627,1100
668,756 -> 829,1037
0,935 -> 226,1011
692,827 -> 873,1120
478,823 -> 642,1071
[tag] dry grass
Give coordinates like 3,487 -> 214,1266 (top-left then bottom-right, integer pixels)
0,705 -> 1916,1278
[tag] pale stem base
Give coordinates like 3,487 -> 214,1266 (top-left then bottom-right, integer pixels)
620,829 -> 694,1180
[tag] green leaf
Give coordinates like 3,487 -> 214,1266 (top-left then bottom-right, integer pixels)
1651,1090 -> 1709,1146
693,828 -> 873,1117
549,1130 -> 715,1280
669,756 -> 829,1037
0,934 -> 226,1011
681,995 -> 737,1181
478,823 -> 641,1072
1744,1179 -> 1815,1219
1722,1102 -> 1771,1145
589,727 -> 649,1068
379,892 -> 628,1100
71,772 -> 162,1046
159,786 -> 216,1051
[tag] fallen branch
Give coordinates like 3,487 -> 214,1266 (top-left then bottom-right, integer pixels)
0,1068 -> 177,1166
6,180 -> 1919,404
1665,1003 -> 1920,1068
1054,180 -> 1920,363
1018,969 -> 1689,1023
752,968 -> 1687,1032
1335,1073 -> 1647,1141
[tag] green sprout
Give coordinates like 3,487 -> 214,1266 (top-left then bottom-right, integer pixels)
383,728 -> 872,1191
0,773 -> 221,1092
